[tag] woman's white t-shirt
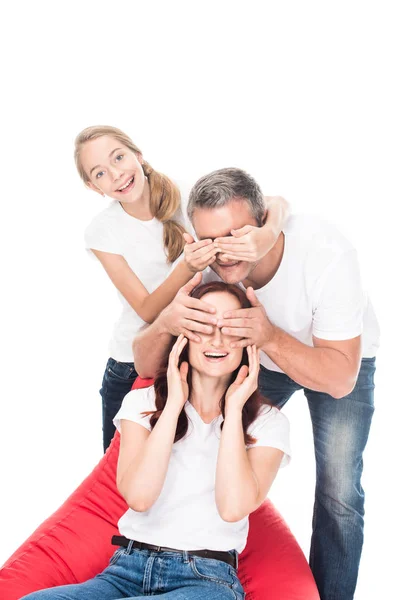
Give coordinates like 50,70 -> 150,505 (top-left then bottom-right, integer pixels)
113,386 -> 291,553
84,183 -> 193,362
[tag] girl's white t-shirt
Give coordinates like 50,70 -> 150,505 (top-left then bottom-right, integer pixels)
84,183 -> 193,362
113,386 -> 291,553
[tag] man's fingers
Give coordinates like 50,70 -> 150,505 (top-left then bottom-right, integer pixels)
183,320 -> 215,335
246,286 -> 262,307
229,338 -> 253,348
181,328 -> 201,342
223,308 -> 253,319
221,327 -> 253,338
183,296 -> 217,314
180,272 -> 202,295
217,317 -> 252,328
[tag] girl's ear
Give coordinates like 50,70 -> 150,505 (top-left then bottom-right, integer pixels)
86,181 -> 105,197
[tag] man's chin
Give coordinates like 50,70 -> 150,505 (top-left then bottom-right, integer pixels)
212,262 -> 249,284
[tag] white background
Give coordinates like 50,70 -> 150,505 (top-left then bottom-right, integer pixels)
1,1 -> 399,598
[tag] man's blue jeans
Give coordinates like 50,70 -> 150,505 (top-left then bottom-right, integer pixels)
21,544 -> 244,599
258,357 -> 376,600
100,358 -> 138,452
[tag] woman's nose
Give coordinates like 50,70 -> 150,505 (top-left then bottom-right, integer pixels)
211,327 -> 224,347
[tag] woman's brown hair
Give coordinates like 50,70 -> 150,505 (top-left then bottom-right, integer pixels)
74,125 -> 186,262
148,281 -> 270,444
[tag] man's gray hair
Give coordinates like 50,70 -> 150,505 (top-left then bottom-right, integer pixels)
187,168 -> 265,226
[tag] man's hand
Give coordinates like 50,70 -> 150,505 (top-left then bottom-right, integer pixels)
159,272 -> 217,342
217,287 -> 276,348
183,233 -> 219,273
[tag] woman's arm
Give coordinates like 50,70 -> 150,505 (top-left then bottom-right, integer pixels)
215,345 -> 283,522
214,195 -> 290,262
117,336 -> 189,511
117,404 -> 181,512
92,237 -> 218,323
215,408 -> 283,522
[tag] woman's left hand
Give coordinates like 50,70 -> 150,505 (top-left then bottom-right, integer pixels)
225,345 -> 260,411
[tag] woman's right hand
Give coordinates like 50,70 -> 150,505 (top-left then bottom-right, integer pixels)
183,232 -> 219,273
166,334 -> 189,410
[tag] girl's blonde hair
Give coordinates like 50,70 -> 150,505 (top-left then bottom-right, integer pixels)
74,125 -> 186,263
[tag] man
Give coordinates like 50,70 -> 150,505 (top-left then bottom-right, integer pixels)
133,168 -> 379,600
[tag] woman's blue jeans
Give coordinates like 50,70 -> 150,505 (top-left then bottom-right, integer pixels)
100,358 -> 138,452
258,357 -> 376,600
20,544 -> 244,599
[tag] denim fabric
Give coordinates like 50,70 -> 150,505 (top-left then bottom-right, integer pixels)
100,358 -> 138,452
21,544 -> 244,599
258,357 -> 376,600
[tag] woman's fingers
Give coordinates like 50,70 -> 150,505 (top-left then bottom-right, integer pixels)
234,365 -> 249,386
180,361 -> 189,382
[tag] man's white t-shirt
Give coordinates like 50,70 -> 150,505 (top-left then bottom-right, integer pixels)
113,386 -> 291,553
84,183 -> 194,362
204,214 -> 380,373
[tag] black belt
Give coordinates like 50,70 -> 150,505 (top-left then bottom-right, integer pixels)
111,535 -> 238,570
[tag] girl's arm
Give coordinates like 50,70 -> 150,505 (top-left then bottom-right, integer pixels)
214,195 -> 290,262
117,336 -> 189,511
92,237 -> 218,323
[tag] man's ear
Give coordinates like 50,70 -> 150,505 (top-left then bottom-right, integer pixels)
262,208 -> 268,226
86,181 -> 105,197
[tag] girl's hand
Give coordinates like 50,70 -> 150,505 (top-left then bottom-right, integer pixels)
166,334 -> 189,410
214,225 -> 276,263
214,195 -> 289,262
225,345 -> 260,411
183,233 -> 219,273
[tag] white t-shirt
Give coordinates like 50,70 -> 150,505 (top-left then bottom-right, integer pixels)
84,182 -> 194,362
113,386 -> 290,552
204,214 -> 380,373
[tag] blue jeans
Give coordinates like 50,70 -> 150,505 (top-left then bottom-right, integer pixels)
100,358 -> 138,452
20,544 -> 244,599
258,357 -> 376,600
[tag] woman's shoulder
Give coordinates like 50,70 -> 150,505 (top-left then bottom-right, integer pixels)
85,201 -> 121,232
113,386 -> 156,432
248,404 -> 290,435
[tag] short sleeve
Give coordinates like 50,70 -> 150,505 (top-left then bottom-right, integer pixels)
84,211 -> 123,256
113,386 -> 156,432
312,249 -> 364,341
247,406 -> 291,468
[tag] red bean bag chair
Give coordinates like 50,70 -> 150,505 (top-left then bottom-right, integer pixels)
0,377 -> 319,600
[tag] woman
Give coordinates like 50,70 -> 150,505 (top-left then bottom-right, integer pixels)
75,125 -> 289,451
22,281 -> 290,599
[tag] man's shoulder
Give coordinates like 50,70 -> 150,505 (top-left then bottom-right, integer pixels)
284,213 -> 354,254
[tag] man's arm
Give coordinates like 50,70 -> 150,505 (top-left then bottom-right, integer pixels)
219,287 -> 362,399
133,272 -> 218,378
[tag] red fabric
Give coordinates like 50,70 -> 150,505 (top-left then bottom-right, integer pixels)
0,377 -> 319,599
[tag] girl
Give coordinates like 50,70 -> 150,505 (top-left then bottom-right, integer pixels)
21,281 -> 291,600
75,126 -> 289,451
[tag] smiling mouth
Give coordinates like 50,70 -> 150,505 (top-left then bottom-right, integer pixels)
203,352 -> 229,361
117,176 -> 135,193
216,261 -> 240,268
